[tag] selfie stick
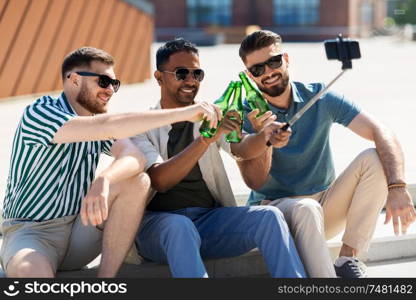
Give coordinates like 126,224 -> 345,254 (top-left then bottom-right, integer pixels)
279,34 -> 355,132
280,69 -> 346,131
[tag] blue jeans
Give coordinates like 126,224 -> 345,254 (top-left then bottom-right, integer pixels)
135,206 -> 306,278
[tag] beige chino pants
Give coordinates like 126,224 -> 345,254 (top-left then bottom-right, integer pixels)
265,148 -> 388,277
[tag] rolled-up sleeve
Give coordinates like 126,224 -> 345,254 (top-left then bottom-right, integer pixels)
130,133 -> 164,171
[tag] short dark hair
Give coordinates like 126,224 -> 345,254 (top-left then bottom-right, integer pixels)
156,38 -> 199,70
61,47 -> 115,79
239,30 -> 282,62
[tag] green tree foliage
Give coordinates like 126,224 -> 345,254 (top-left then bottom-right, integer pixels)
395,0 -> 416,24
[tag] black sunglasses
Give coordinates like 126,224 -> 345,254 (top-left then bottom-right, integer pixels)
163,68 -> 205,82
248,54 -> 284,77
69,71 -> 121,92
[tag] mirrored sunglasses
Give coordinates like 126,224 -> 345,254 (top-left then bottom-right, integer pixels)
163,68 -> 205,82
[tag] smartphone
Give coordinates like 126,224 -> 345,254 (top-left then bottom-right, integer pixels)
324,35 -> 361,68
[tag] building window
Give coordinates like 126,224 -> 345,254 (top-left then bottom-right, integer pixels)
187,0 -> 232,27
361,1 -> 374,26
274,0 -> 320,26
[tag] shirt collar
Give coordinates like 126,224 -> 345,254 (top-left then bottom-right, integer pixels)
290,81 -> 304,104
58,92 -> 77,115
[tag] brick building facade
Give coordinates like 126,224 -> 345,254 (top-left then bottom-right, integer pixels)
150,0 -> 386,42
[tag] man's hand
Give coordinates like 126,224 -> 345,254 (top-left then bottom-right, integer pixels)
262,122 -> 292,148
202,110 -> 242,144
384,188 -> 416,235
246,108 -> 291,147
81,176 -> 110,226
247,109 -> 276,133
187,101 -> 222,128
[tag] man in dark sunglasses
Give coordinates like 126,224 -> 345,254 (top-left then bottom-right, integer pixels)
130,38 -> 306,278
236,30 -> 414,278
1,46 -> 221,278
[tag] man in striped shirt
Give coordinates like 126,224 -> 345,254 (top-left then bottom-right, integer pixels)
0,47 -> 221,278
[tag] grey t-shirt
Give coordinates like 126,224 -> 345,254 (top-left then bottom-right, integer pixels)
147,121 -> 216,211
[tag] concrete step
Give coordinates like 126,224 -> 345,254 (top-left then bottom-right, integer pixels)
327,211 -> 416,264
366,257 -> 416,277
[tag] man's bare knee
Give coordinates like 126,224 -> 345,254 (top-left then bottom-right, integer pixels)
111,172 -> 151,205
128,172 -> 151,205
7,250 -> 55,278
121,172 -> 150,194
136,172 -> 151,192
109,172 -> 150,197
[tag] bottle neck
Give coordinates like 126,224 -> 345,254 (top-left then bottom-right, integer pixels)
229,86 -> 242,110
215,83 -> 235,108
239,73 -> 254,92
224,85 -> 235,102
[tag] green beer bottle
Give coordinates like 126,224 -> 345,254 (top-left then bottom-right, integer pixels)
199,81 -> 235,138
239,71 -> 270,116
226,81 -> 243,143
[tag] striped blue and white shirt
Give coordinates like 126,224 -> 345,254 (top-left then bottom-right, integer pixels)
3,93 -> 113,221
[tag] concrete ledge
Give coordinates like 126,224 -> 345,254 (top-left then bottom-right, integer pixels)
365,234 -> 416,262
328,234 -> 416,262
57,232 -> 416,278
57,250 -> 269,278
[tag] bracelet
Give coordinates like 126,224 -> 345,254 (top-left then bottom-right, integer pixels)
387,182 -> 407,190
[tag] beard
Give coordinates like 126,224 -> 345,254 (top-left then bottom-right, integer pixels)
258,71 -> 290,97
76,83 -> 107,114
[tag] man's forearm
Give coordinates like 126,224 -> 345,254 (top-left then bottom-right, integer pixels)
54,106 -> 204,144
148,137 -> 210,192
348,113 -> 405,184
237,146 -> 272,190
231,132 -> 269,160
374,127 -> 405,184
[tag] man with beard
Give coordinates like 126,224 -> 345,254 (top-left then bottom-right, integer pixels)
130,38 -> 306,278
1,47 -> 221,278
237,30 -> 415,278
